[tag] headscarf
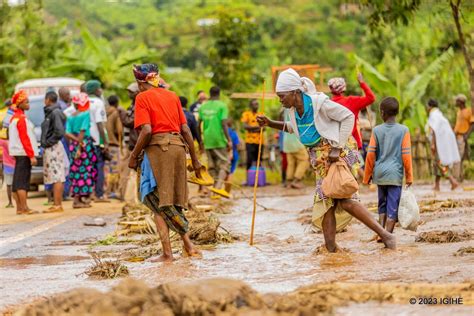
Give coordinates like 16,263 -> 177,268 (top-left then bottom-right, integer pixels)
275,68 -> 317,95
85,80 -> 102,95
126,82 -> 139,93
454,94 -> 467,103
72,92 -> 90,112
11,90 -> 28,108
327,77 -> 346,94
133,63 -> 160,87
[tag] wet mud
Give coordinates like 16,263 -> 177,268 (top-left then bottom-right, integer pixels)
2,184 -> 474,314
15,278 -> 474,316
415,230 -> 473,243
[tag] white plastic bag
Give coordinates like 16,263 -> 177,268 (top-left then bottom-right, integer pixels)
398,188 -> 420,231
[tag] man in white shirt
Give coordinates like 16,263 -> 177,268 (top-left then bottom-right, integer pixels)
86,80 -> 109,202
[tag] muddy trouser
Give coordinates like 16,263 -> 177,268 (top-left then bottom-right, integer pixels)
206,148 -> 230,181
286,148 -> 309,181
118,147 -> 131,200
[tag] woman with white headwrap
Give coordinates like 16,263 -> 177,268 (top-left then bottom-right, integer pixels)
257,68 -> 395,252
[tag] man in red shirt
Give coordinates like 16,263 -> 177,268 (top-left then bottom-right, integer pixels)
328,74 -> 376,150
129,63 -> 203,262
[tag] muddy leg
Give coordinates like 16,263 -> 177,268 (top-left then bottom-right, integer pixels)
53,182 -> 64,207
152,214 -> 174,262
13,191 -> 20,213
434,176 -> 441,191
448,175 -> 459,190
385,218 -> 396,233
375,214 -> 387,242
7,185 -> 13,206
340,199 -> 396,250
16,190 -> 28,212
322,205 -> 337,252
378,214 -> 387,228
181,233 -> 201,257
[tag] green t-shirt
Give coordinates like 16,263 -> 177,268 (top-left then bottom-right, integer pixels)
66,111 -> 91,137
199,100 -> 229,149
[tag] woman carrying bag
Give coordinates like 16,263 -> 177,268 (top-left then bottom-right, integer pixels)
256,68 -> 395,252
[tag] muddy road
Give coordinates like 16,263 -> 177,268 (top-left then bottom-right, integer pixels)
1,183 -> 473,314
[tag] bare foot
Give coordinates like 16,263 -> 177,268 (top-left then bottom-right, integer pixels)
382,233 -> 396,250
149,254 -> 174,263
433,186 -> 440,192
451,182 -> 459,191
366,235 -> 383,243
315,244 -> 347,254
183,246 -> 202,258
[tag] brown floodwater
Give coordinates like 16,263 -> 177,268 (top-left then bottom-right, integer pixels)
1,184 -> 474,313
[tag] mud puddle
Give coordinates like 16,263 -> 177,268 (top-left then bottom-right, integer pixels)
0,255 -> 89,268
2,184 -> 474,313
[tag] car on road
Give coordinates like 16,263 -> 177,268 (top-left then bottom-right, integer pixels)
1,77 -> 83,190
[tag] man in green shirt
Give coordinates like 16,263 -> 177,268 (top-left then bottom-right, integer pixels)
198,86 -> 232,197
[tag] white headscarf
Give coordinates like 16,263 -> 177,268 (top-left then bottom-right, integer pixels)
275,68 -> 317,95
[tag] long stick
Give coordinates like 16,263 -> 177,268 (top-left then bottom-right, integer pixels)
249,80 -> 265,246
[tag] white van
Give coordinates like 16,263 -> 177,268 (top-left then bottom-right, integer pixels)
15,77 -> 83,96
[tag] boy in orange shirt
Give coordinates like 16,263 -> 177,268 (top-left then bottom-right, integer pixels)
363,97 -> 413,234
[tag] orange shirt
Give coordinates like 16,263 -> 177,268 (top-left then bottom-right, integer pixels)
241,110 -> 264,144
454,108 -> 472,135
134,88 -> 186,134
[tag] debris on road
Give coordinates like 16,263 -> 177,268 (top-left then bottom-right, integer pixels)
14,278 -> 474,315
415,230 -> 473,243
83,253 -> 129,280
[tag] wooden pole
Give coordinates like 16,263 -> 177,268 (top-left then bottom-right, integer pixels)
249,80 -> 265,246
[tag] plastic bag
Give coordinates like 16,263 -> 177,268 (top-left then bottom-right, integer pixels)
398,188 -> 420,231
321,160 -> 359,199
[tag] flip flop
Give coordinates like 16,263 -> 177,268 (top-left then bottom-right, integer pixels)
187,166 -> 214,186
210,187 -> 231,199
44,206 -> 64,213
17,209 -> 40,215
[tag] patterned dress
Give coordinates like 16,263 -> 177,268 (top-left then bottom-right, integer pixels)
308,138 -> 359,232
69,137 -> 97,197
66,111 -> 98,197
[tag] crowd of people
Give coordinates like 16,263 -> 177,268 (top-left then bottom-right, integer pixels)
0,63 -> 472,256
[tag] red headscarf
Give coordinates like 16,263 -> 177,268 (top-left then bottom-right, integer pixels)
11,90 -> 28,109
72,92 -> 90,112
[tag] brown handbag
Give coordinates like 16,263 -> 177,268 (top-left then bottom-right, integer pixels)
321,159 -> 359,199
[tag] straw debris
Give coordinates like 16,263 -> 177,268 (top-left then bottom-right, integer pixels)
415,230 -> 473,243
84,253 -> 129,279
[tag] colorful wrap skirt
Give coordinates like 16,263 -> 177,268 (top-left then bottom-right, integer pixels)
308,138 -> 360,232
69,136 -> 98,197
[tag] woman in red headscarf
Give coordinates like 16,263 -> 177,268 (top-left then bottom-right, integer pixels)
8,90 -> 39,215
65,93 -> 98,208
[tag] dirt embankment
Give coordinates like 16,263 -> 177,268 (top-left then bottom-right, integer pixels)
15,278 -> 474,316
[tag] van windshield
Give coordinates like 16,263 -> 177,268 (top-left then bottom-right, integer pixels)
26,98 -> 45,127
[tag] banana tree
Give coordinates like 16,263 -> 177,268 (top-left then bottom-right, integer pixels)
354,47 -> 454,132
49,26 -> 157,94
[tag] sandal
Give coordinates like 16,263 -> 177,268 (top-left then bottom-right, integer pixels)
44,206 -> 65,213
17,209 -> 40,215
188,166 -> 214,186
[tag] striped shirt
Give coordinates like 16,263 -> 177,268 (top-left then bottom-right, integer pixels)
363,122 -> 413,186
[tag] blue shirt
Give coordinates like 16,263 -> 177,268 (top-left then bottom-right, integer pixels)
295,93 -> 320,146
65,111 -> 91,136
371,123 -> 409,186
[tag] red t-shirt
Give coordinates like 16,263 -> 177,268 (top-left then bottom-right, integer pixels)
331,82 -> 375,149
134,88 -> 187,134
